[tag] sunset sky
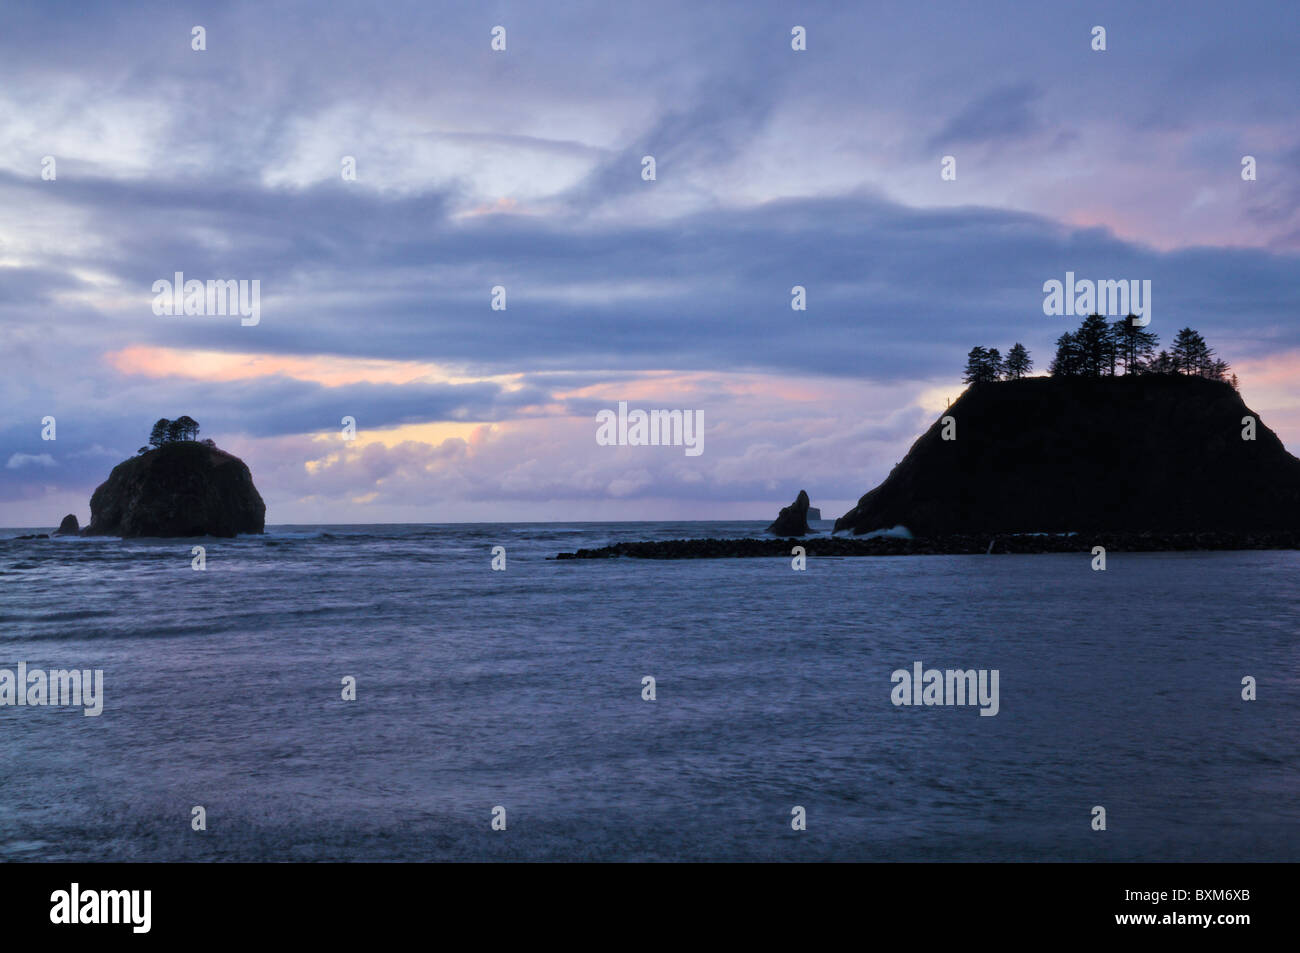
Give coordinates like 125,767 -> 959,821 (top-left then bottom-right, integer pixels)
2,0 -> 1299,526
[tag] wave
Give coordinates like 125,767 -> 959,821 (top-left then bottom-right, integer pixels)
0,609 -> 115,623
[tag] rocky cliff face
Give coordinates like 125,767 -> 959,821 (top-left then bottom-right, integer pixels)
87,442 -> 265,538
834,375 -> 1300,536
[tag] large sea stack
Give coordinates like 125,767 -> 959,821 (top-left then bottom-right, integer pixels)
87,442 -> 265,538
834,375 -> 1300,536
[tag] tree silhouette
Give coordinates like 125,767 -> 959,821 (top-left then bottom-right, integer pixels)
987,347 -> 1004,380
964,346 -> 989,383
1076,314 -> 1114,376
149,418 -> 170,448
1046,319 -> 1238,387
963,344 -> 1027,383
963,346 -> 1005,383
151,416 -> 202,445
1113,315 -> 1158,375
1171,328 -> 1217,377
173,415 -> 200,441
1004,343 -> 1032,379
1049,331 -> 1082,376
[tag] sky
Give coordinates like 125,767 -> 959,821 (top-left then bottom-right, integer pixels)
2,0 -> 1299,526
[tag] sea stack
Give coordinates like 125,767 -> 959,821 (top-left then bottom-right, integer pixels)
53,514 -> 79,536
834,375 -> 1300,536
87,441 -> 265,538
768,489 -> 813,536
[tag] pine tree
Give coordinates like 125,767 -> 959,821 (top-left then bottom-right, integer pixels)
173,416 -> 200,441
1171,328 -> 1210,376
1050,332 -> 1082,377
1112,316 -> 1158,375
1005,342 -> 1032,379
149,418 -> 170,448
963,347 -> 1007,383
987,348 -> 1004,381
963,346 -> 989,384
1076,314 -> 1113,376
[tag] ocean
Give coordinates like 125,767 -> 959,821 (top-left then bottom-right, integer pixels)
1,522 -> 1295,862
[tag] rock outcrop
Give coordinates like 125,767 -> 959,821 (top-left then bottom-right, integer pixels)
87,441 -> 265,538
556,530 -> 1300,559
767,489 -> 813,536
53,514 -> 79,536
834,375 -> 1300,536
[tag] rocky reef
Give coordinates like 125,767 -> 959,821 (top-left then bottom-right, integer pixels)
555,530 -> 1300,559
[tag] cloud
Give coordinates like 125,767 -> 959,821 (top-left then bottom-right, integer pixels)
6,453 -> 56,469
927,82 -> 1043,150
1,0 -> 1298,523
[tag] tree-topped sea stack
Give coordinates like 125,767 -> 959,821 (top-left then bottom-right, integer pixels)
834,374 -> 1300,537
86,419 -> 265,538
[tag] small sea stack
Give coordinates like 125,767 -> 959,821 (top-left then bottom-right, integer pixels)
767,489 -> 814,536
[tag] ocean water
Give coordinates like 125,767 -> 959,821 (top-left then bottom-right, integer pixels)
0,521 -> 1295,862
